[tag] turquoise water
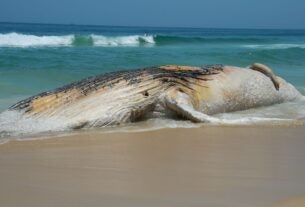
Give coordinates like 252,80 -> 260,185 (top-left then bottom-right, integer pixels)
0,22 -> 305,112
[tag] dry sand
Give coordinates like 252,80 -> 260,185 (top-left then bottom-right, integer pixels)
1,126 -> 305,207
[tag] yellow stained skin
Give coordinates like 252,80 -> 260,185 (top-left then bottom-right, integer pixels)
160,65 -> 202,71
9,64 -> 303,127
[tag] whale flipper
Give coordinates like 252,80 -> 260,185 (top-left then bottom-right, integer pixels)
164,89 -> 218,123
249,63 -> 280,90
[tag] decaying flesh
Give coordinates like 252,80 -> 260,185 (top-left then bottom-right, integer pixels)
9,64 -> 303,128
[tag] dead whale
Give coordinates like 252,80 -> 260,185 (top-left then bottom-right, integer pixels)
8,63 -> 303,129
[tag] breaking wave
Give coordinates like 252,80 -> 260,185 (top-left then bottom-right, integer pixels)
91,34 -> 155,46
1,33 -> 305,49
0,33 -> 74,47
0,33 -> 155,47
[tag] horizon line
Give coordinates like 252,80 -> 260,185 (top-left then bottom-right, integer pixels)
1,21 -> 305,31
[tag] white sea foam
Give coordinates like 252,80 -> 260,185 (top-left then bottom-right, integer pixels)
0,33 -> 156,47
214,98 -> 305,124
243,44 -> 305,49
0,110 -> 70,138
0,32 -> 74,47
91,34 -> 155,46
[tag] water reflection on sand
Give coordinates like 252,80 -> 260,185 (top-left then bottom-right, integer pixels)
0,126 -> 305,207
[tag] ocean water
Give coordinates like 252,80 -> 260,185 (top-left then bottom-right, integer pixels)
0,22 -> 305,138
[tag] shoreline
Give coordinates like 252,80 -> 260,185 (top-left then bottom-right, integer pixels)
1,121 -> 304,145
1,125 -> 305,207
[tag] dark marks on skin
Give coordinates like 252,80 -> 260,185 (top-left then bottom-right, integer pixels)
9,64 -> 223,111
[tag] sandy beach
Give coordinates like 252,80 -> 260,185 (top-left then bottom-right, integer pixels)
1,126 -> 305,207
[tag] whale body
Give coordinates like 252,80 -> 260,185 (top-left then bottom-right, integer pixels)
7,63 -> 303,129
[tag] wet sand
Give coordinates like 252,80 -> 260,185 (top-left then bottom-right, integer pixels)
1,126 -> 305,207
